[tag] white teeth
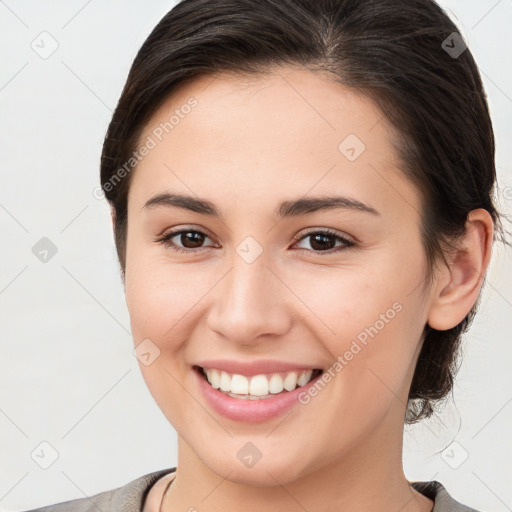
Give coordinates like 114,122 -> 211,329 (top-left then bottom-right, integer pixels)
283,371 -> 298,391
219,370 -> 231,392
209,368 -> 221,389
249,374 -> 268,396
297,371 -> 311,387
202,368 -> 316,397
268,374 -> 284,394
231,374 -> 249,394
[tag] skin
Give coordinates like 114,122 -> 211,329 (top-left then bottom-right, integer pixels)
116,66 -> 493,512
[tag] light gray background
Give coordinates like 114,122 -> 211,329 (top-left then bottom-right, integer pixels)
0,1 -> 511,510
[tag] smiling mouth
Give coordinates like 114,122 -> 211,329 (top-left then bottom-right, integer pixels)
193,365 -> 323,399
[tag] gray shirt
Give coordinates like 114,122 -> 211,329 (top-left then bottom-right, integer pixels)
20,468 -> 481,512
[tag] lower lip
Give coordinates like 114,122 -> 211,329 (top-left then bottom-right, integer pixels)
193,367 -> 324,423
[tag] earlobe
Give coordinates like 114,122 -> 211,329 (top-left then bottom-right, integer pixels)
427,209 -> 493,331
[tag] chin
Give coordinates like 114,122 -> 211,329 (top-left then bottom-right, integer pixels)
203,451 -> 310,487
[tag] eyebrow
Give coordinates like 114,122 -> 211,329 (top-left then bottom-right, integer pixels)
142,193 -> 380,219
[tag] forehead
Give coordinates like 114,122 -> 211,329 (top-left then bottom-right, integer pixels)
129,67 -> 421,224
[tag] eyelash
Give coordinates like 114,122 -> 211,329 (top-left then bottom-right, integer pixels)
154,227 -> 356,255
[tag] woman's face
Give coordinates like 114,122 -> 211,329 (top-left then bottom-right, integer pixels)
124,67 -> 437,484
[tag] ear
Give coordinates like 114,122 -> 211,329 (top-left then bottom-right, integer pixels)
427,209 -> 494,330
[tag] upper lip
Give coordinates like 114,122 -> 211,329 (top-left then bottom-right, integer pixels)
194,359 -> 323,376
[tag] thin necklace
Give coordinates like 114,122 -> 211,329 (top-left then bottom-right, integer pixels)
158,476 -> 435,512
159,475 -> 175,512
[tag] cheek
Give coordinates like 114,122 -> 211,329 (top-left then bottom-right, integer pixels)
290,256 -> 426,409
286,259 -> 410,343
125,246 -> 204,342
124,251 -> 224,400
124,255 -> 202,422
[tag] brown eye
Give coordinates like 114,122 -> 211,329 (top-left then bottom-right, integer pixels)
175,231 -> 206,249
156,228 -> 216,253
293,229 -> 355,255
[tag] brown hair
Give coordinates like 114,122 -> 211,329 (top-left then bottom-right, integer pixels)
100,0 -> 507,423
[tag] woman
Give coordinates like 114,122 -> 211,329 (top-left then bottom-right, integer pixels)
23,0 -> 506,511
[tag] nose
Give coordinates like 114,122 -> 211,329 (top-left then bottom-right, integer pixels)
206,251 -> 292,347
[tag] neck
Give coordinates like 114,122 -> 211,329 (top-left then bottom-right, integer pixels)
161,403 -> 433,512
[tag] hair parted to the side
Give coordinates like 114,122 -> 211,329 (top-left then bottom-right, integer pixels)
100,0 -> 507,424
